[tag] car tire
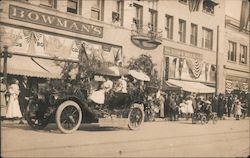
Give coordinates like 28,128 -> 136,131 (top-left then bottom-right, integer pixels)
56,101 -> 82,134
128,104 -> 144,130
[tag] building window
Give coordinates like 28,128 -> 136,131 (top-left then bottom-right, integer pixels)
239,45 -> 247,64
179,0 -> 187,4
228,41 -> 237,62
202,27 -> 213,50
112,0 -> 124,26
190,23 -> 198,46
178,19 -> 186,43
133,3 -> 143,29
91,0 -> 104,21
40,0 -> 56,8
203,0 -> 218,14
165,15 -> 173,40
149,9 -> 157,32
67,0 -> 78,14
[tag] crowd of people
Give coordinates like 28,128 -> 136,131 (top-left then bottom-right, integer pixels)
160,92 -> 249,121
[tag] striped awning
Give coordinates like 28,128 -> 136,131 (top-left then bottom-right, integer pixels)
0,55 -> 63,79
167,79 -> 215,93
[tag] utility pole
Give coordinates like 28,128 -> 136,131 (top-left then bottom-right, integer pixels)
0,46 -> 12,85
215,25 -> 219,95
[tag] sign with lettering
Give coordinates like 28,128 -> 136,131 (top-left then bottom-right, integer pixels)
9,5 -> 103,38
164,46 -> 203,60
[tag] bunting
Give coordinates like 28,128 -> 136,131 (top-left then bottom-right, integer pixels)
225,80 -> 233,93
241,83 -> 249,92
186,58 -> 203,79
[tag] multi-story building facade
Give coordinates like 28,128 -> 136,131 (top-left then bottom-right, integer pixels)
0,0 -> 227,93
224,15 -> 250,94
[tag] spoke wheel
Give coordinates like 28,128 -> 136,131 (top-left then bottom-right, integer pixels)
56,101 -> 82,134
26,100 -> 49,130
212,115 -> 218,124
200,115 -> 207,125
128,105 -> 144,130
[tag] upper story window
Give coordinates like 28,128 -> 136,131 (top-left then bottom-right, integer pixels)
203,0 -> 218,14
190,23 -> 198,46
228,41 -> 237,62
178,19 -> 186,43
165,14 -> 173,40
239,45 -> 247,64
133,3 -> 143,29
179,0 -> 187,4
67,0 -> 78,14
40,0 -> 56,8
149,9 -> 157,32
202,27 -> 213,50
112,0 -> 124,26
91,0 -> 104,21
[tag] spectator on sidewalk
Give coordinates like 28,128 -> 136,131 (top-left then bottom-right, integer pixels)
227,94 -> 234,117
159,91 -> 165,118
212,94 -> 218,113
18,76 -> 29,120
186,96 -> 194,118
218,93 -> 225,119
169,94 -> 177,121
6,78 -> 23,124
235,99 -> 244,120
0,77 -> 7,119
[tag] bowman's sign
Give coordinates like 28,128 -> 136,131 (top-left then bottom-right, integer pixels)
9,5 -> 103,38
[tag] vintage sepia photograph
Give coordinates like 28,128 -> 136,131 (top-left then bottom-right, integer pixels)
0,0 -> 249,157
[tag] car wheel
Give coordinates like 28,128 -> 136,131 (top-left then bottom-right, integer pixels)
56,101 -> 82,134
26,100 -> 49,130
128,104 -> 144,130
200,115 -> 207,125
212,115 -> 218,124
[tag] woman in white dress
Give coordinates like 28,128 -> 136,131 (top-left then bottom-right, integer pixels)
186,96 -> 194,117
6,78 -> 23,120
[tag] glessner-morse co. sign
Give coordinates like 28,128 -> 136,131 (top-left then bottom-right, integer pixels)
9,5 -> 103,38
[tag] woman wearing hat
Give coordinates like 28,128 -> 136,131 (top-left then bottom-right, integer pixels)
6,78 -> 23,123
0,77 -> 7,118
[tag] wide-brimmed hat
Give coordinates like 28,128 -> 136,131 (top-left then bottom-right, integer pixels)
205,100 -> 211,104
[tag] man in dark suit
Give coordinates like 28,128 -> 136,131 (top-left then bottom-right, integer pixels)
18,76 -> 29,122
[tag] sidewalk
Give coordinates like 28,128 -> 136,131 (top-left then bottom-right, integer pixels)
151,116 -> 250,122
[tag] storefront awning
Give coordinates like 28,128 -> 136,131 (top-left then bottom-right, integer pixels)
163,81 -> 181,91
0,55 -> 63,79
167,79 -> 215,93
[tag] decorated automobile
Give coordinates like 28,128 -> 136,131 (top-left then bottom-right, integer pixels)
26,66 -> 150,134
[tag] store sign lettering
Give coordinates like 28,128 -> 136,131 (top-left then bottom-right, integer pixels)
164,46 -> 203,60
9,5 -> 103,38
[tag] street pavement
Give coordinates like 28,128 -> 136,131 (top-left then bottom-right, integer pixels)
1,117 -> 250,157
